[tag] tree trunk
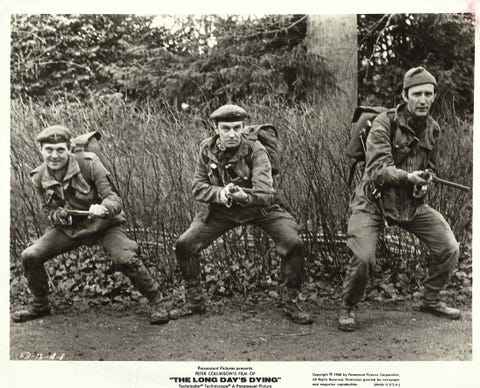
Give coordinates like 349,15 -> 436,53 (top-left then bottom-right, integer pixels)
306,15 -> 357,125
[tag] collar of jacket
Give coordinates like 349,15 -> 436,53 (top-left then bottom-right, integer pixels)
40,154 -> 81,189
394,102 -> 430,136
203,135 -> 250,165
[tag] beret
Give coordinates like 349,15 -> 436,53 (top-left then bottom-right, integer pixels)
403,67 -> 437,90
210,104 -> 248,122
36,125 -> 73,143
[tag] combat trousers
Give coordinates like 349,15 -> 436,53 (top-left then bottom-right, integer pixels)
21,224 -> 160,306
175,205 -> 305,289
343,204 -> 459,308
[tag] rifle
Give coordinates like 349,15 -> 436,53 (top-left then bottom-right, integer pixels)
224,184 -> 275,207
64,209 -> 109,218
227,184 -> 274,195
430,175 -> 470,191
413,170 -> 470,198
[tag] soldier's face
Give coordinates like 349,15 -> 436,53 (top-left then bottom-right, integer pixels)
403,84 -> 436,118
216,121 -> 244,148
41,142 -> 70,171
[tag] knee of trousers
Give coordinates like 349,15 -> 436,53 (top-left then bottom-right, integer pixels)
282,235 -> 304,257
110,240 -> 143,274
110,238 -> 138,263
346,250 -> 375,280
21,246 -> 43,269
436,239 -> 460,270
175,235 -> 198,261
347,238 -> 376,266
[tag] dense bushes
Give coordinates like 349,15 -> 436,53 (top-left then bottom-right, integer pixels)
358,13 -> 475,116
11,14 -> 319,110
12,14 -> 474,115
10,97 -> 472,307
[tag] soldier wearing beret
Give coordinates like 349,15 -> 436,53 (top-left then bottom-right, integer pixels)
168,104 -> 313,324
338,67 -> 461,331
12,125 -> 169,324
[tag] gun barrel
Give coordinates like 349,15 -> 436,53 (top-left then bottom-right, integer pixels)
227,185 -> 274,195
66,210 -> 91,216
432,176 -> 470,191
242,188 -> 275,195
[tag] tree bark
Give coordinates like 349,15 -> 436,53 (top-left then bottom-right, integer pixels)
306,15 -> 357,125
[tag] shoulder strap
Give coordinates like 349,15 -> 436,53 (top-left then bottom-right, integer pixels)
74,151 -> 97,182
385,109 -> 397,140
347,109 -> 397,187
244,138 -> 256,170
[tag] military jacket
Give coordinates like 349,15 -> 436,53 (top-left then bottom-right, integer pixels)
30,152 -> 125,238
350,102 -> 440,222
192,135 -> 276,212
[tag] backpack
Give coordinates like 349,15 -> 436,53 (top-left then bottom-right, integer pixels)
71,131 -> 102,154
346,106 -> 395,186
243,123 -> 280,176
71,130 -> 113,169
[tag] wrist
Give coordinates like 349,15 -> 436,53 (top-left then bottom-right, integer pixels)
406,172 -> 413,183
237,194 -> 250,206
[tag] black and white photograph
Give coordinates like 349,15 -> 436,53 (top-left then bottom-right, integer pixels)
1,1 -> 478,387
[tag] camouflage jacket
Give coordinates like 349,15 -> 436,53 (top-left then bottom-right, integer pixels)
350,103 -> 440,222
192,135 -> 276,213
30,152 -> 125,238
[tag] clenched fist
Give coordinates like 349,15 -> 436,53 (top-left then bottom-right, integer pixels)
88,204 -> 110,218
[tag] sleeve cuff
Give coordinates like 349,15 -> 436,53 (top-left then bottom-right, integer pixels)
237,194 -> 251,206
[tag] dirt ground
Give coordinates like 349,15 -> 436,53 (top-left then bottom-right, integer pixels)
10,298 -> 471,361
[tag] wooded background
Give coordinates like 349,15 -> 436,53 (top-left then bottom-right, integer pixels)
10,14 -> 473,308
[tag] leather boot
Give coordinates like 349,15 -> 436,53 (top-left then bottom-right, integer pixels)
338,307 -> 356,331
145,289 -> 170,325
169,280 -> 206,320
418,301 -> 461,320
281,288 -> 313,325
12,301 -> 51,323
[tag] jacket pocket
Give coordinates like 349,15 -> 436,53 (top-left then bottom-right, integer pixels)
416,142 -> 433,168
392,137 -> 419,166
207,163 -> 223,186
231,159 -> 251,183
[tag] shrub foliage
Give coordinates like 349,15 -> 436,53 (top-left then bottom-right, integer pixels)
10,13 -> 473,307
10,97 -> 472,306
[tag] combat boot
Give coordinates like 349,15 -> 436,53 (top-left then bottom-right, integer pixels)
169,280 -> 206,320
338,307 -> 356,331
418,301 -> 461,320
281,288 -> 313,325
11,302 -> 51,323
146,290 -> 170,325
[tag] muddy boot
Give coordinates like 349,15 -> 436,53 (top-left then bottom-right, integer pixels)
169,280 -> 206,320
281,288 -> 313,325
338,307 -> 356,332
12,300 -> 51,323
150,298 -> 171,325
418,301 -> 461,320
145,290 -> 170,325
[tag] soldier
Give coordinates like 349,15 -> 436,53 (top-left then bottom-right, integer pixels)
169,104 -> 313,324
12,125 -> 169,324
338,67 -> 461,331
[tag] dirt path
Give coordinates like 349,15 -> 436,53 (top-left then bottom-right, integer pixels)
10,300 -> 471,361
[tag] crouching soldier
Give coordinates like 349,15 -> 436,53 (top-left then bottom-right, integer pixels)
339,67 -> 461,331
168,104 -> 312,324
12,125 -> 169,324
